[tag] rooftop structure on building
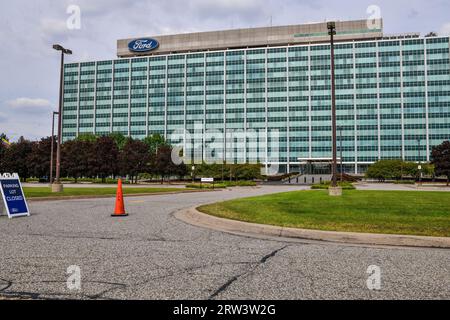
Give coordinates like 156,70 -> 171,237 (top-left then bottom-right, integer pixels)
118,19 -> 384,57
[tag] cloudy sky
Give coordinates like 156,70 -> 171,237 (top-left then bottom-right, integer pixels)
1,0 -> 450,141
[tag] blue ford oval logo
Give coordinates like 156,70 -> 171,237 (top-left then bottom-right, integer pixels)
128,38 -> 159,52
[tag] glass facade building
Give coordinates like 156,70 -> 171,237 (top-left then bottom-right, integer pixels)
62,35 -> 450,174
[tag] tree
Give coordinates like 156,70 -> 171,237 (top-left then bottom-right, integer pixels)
367,160 -> 435,182
234,164 -> 263,180
151,145 -> 183,183
108,132 -> 128,150
61,139 -> 93,183
173,162 -> 189,181
143,134 -> 168,156
1,137 -> 33,181
26,136 -> 56,180
425,32 -> 438,37
366,160 -> 404,181
192,163 -> 262,181
77,133 -> 98,143
119,138 -> 151,183
91,136 -> 119,183
431,141 -> 450,185
402,161 -> 434,180
0,133 -> 9,167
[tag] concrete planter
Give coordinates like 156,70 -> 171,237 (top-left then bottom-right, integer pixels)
328,186 -> 342,196
51,183 -> 64,193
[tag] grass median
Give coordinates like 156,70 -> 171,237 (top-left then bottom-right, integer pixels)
24,187 -> 189,199
198,190 -> 450,237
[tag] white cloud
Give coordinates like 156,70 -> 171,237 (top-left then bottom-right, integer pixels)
61,0 -> 132,16
40,18 -> 69,41
0,112 -> 7,123
1,98 -> 54,140
194,0 -> 268,23
198,0 -> 261,10
6,98 -> 52,110
439,22 -> 450,35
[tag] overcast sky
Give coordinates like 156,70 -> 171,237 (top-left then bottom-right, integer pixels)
1,0 -> 450,141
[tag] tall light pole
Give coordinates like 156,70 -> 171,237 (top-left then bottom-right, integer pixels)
49,111 -> 59,184
339,126 -> 343,182
52,45 -> 72,193
222,128 -> 226,182
417,138 -> 422,185
327,22 -> 341,196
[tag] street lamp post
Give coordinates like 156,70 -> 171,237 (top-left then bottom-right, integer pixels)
222,160 -> 226,183
417,138 -> 422,185
327,22 -> 342,196
222,128 -> 226,182
52,44 -> 72,193
49,111 -> 59,184
339,126 -> 343,182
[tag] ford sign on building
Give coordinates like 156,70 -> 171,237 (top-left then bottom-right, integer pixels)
128,38 -> 159,53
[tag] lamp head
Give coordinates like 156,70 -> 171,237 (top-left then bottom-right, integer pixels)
53,44 -> 63,51
53,44 -> 72,55
327,21 -> 336,35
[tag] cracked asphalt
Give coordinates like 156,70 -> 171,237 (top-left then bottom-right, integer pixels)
0,185 -> 449,300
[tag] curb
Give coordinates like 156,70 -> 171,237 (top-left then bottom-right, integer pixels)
27,189 -> 218,202
175,207 -> 450,249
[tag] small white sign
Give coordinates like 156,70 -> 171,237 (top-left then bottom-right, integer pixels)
201,178 -> 214,183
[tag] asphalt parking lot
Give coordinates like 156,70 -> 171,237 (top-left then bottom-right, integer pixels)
0,185 -> 449,300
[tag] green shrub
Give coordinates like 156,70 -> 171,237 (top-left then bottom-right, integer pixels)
223,181 -> 257,187
193,163 -> 262,181
186,183 -> 227,189
366,160 -> 434,181
186,181 -> 256,189
311,181 -> 356,190
393,180 -> 416,185
58,177 -> 131,184
92,178 -> 131,184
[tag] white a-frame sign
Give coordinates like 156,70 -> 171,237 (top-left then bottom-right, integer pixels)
0,173 -> 30,219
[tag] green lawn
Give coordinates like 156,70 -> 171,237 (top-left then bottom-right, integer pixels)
24,187 -> 187,198
198,190 -> 450,237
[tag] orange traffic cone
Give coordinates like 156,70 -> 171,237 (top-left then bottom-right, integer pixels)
112,179 -> 128,217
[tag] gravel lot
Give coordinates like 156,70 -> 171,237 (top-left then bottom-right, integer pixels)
0,185 -> 449,300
